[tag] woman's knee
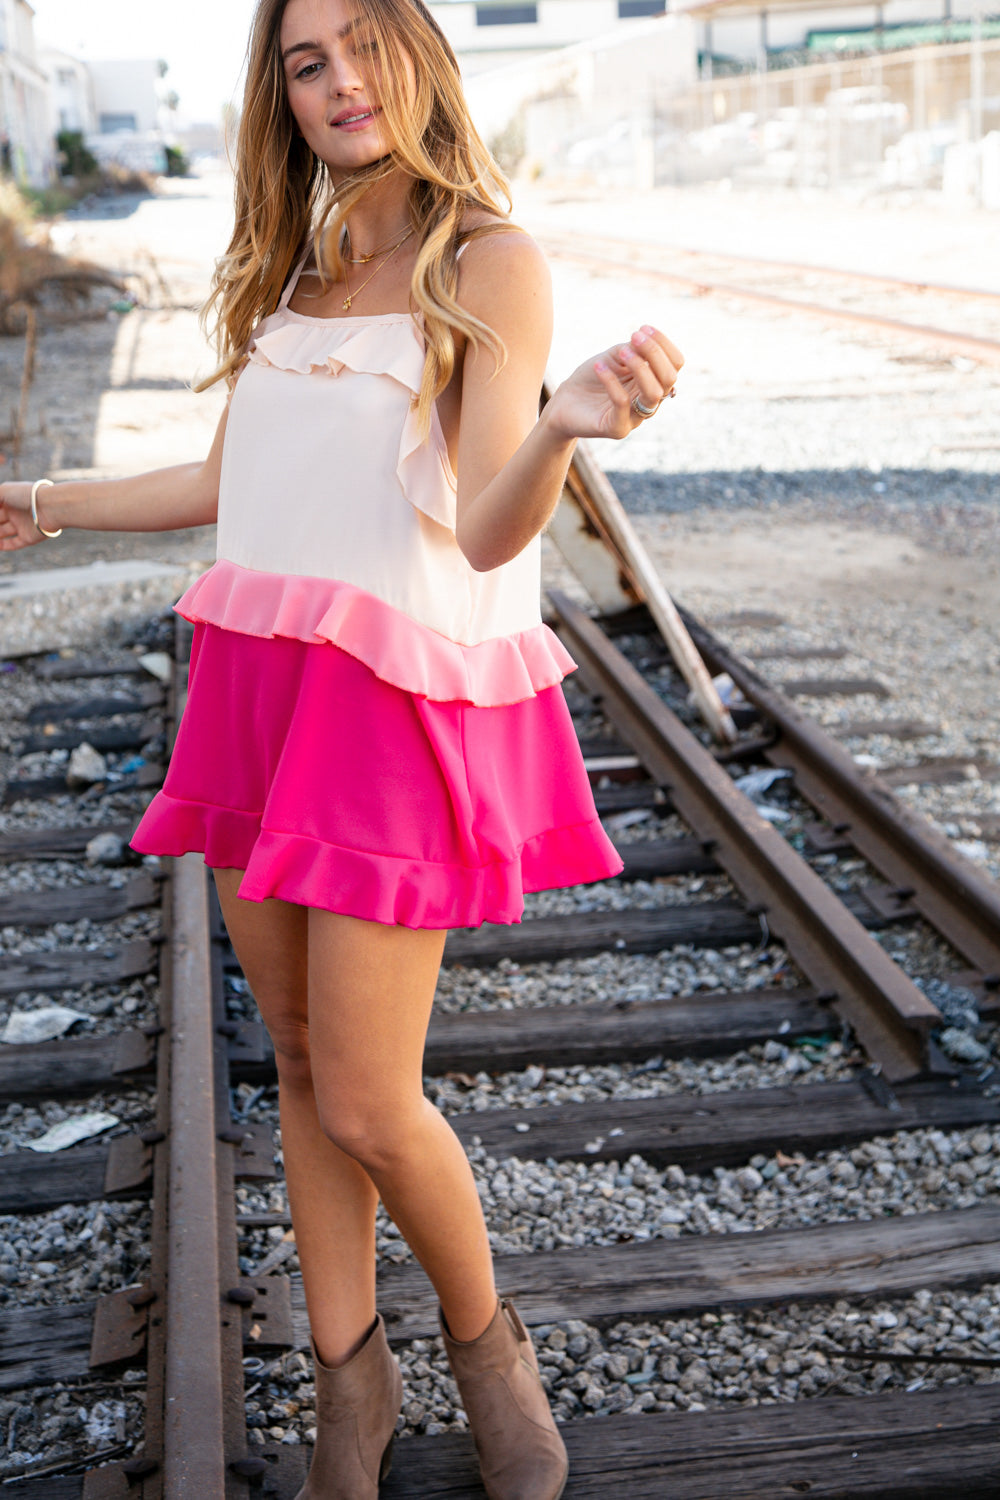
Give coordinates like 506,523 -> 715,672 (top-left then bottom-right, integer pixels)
267,1017 -> 314,1092
314,1088 -> 425,1172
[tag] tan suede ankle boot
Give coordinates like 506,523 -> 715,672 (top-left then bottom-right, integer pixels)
441,1299 -> 568,1500
294,1314 -> 402,1500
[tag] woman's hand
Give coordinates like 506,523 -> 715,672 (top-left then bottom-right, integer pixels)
543,326 -> 684,443
0,482 -> 45,552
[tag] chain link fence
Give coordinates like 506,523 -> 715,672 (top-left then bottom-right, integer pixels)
523,39 -> 1000,206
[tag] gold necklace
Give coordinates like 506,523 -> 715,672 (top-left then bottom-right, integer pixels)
343,224 -> 413,263
341,228 -> 413,311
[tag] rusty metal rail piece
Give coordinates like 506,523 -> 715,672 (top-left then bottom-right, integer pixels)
542,228 -> 1000,307
82,622 -> 252,1499
539,233 -> 1000,368
681,610 -> 1000,985
163,853 -> 230,1497
551,591 -> 941,1081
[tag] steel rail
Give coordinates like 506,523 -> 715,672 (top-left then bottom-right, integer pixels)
679,609 -> 1000,985
538,234 -> 1000,366
82,623 -> 253,1499
159,622 -> 253,1499
543,229 -> 1000,306
163,852 -> 229,1498
551,591 -> 941,1081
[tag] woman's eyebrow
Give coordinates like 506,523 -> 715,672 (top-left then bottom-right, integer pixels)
282,21 -> 357,62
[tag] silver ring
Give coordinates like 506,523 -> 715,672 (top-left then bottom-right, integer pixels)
631,395 -> 659,419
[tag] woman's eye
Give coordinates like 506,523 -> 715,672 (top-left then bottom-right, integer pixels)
295,60 -> 323,80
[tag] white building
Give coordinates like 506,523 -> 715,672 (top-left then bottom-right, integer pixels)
1,17 -> 163,188
444,9 -> 696,184
428,0 -> 668,73
427,2 -> 699,186
34,52 -> 169,175
39,46 -> 96,137
84,59 -> 168,173
86,58 -> 163,136
0,0 -> 54,186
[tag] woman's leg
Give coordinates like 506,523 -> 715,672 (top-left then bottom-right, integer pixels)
214,871 -> 381,1367
215,872 -> 497,1363
305,906 -> 498,1344
216,874 -> 564,1499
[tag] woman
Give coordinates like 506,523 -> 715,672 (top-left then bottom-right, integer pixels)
0,2 -> 682,1494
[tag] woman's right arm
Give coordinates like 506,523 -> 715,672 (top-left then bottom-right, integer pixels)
0,403 -> 229,552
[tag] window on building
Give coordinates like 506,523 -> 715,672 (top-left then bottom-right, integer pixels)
475,4 -> 538,25
99,113 -> 139,133
618,0 -> 665,16
57,68 -> 76,85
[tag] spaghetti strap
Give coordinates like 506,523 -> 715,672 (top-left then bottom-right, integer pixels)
279,246 -> 313,309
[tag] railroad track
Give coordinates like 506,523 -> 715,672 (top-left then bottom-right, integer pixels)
2,516 -> 1000,1494
537,229 -> 1000,367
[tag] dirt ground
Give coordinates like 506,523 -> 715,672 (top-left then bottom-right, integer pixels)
636,514 -> 1000,657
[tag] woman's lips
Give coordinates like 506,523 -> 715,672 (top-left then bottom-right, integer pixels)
330,108 -> 379,131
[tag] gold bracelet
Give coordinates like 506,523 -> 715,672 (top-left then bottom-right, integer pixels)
30,478 -> 62,539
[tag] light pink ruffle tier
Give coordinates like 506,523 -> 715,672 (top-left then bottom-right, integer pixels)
175,559 -> 577,708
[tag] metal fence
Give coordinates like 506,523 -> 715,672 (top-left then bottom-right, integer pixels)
528,39 -> 1000,205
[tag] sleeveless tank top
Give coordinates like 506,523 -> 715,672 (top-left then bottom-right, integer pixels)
173,252 -> 575,707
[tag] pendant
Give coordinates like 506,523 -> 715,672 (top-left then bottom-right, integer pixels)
342,296 -> 352,310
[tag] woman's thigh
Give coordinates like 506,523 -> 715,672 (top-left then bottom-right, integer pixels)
304,909 -> 447,1147
213,872 -> 447,1118
213,868 -> 311,1077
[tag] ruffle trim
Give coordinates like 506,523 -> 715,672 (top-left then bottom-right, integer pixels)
248,311 -> 456,531
131,796 -> 623,929
174,559 -> 577,707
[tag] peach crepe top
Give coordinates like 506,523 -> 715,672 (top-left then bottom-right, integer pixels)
174,255 -> 575,707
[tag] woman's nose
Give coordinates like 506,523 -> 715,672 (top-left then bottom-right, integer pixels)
327,52 -> 364,95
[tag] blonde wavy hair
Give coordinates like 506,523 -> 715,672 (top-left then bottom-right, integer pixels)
199,0 -> 514,431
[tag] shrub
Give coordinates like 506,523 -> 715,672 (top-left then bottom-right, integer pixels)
164,145 -> 189,178
56,130 -> 99,179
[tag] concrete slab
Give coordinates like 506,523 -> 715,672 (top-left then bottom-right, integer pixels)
0,560 -> 188,600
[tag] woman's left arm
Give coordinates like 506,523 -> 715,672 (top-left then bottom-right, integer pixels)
453,232 -> 682,573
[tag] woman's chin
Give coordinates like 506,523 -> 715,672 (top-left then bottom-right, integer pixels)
323,148 -> 398,186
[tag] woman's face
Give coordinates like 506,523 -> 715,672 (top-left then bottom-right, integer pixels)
279,0 -> 414,181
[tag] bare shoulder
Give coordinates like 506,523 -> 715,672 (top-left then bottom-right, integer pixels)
455,220 -> 551,321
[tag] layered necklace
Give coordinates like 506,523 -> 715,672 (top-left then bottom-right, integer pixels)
340,225 -> 414,312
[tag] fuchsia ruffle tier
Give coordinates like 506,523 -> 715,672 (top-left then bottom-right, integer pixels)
131,623 -> 623,929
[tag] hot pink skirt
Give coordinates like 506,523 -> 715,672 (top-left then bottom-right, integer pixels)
131,624 -> 623,928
